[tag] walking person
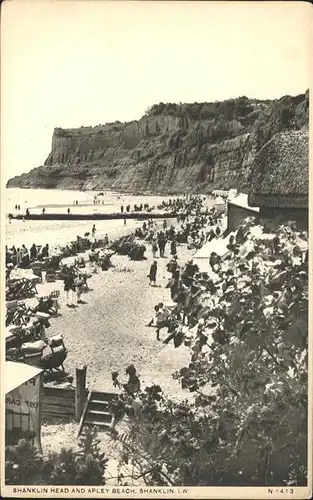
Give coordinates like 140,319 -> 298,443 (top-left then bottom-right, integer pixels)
151,238 -> 158,259
74,273 -> 84,304
170,239 -> 177,257
158,231 -> 166,258
41,244 -> 49,258
64,270 -> 75,307
148,261 -> 158,286
92,224 -> 96,237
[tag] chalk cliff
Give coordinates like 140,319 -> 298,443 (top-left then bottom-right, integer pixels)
7,91 -> 309,194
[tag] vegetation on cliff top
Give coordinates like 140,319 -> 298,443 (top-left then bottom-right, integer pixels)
145,91 -> 308,148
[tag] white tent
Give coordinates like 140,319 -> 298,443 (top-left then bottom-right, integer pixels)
214,196 -> 225,213
193,230 -> 236,272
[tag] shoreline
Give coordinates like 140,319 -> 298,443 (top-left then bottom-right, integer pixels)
6,185 -> 193,197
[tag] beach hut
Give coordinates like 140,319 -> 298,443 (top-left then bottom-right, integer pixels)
228,189 -> 238,200
5,361 -> 43,452
248,129 -> 309,229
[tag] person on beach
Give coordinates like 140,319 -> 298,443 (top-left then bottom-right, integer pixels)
147,304 -> 161,327
92,224 -> 96,236
227,235 -> 236,252
64,270 -> 76,307
42,208 -> 46,214
167,269 -> 180,302
21,244 -> 30,267
158,231 -> 166,258
74,273 -> 84,304
104,233 -> 109,246
170,239 -> 177,257
124,365 -> 141,396
121,205 -> 124,213
146,303 -> 170,340
41,244 -> 49,258
209,252 -> 221,272
10,245 -> 17,265
187,234 -> 193,249
151,239 -> 158,259
148,261 -> 158,286
16,247 -> 22,267
167,255 -> 179,274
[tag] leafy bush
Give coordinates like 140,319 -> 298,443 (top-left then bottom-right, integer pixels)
5,428 -> 108,485
111,223 -> 308,486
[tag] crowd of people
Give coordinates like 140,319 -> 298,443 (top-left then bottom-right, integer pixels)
6,243 -> 50,268
143,206 -> 223,288
121,203 -> 150,213
157,195 -> 207,214
145,216 -> 308,347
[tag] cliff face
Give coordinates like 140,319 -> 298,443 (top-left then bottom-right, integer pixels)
7,91 -> 309,194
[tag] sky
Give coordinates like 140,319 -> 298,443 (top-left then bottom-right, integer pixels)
1,0 -> 311,181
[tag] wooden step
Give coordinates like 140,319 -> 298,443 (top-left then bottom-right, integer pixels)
91,391 -> 118,402
77,390 -> 118,437
84,417 -> 112,428
89,399 -> 110,411
86,409 -> 111,422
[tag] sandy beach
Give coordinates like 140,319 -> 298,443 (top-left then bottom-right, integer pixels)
6,189 -> 213,478
37,244 -> 192,395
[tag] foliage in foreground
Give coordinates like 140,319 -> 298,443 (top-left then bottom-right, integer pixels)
110,223 -> 308,486
5,428 -> 108,485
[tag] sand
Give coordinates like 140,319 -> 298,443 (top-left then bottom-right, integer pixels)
36,237 -> 194,396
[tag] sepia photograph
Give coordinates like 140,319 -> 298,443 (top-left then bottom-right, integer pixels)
1,1 -> 311,498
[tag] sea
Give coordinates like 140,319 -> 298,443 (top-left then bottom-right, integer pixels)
4,188 -> 176,249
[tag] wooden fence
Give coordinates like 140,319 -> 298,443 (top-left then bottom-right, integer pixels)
41,386 -> 77,420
